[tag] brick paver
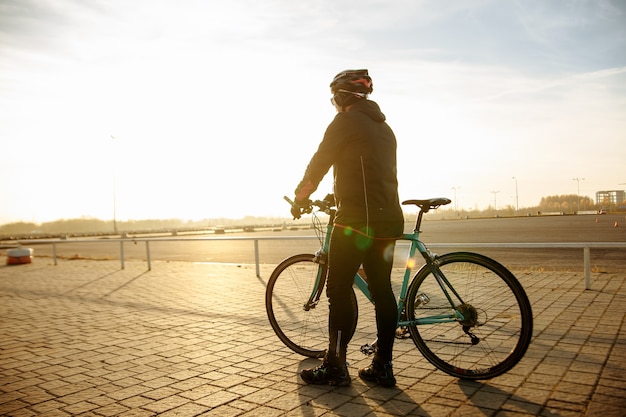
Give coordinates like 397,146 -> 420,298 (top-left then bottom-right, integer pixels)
1,258 -> 625,416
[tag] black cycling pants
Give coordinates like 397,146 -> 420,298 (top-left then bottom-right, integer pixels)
326,226 -> 398,363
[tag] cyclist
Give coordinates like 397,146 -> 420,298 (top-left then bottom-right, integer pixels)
291,69 -> 404,387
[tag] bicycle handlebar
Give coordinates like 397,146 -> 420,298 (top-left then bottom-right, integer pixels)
284,194 -> 335,215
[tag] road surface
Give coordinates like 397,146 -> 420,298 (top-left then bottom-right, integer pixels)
7,213 -> 626,272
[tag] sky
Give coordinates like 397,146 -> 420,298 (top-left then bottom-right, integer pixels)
1,0 -> 625,225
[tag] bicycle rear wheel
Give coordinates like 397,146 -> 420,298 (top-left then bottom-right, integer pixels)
406,252 -> 533,380
265,254 -> 358,358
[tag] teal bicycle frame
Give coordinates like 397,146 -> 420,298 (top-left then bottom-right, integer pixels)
307,200 -> 466,329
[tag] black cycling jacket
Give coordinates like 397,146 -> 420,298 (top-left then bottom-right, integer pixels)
295,99 -> 404,237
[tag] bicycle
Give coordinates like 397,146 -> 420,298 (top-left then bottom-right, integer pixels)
265,194 -> 533,380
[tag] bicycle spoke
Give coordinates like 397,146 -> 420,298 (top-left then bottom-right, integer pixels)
407,253 -> 532,379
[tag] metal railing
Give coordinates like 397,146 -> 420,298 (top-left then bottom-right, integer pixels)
18,236 -> 626,290
428,242 -> 626,290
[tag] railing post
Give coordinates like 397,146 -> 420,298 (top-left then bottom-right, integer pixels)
254,239 -> 260,278
584,247 -> 591,290
120,240 -> 125,269
146,241 -> 151,270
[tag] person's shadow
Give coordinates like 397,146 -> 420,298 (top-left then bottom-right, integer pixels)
456,379 -> 562,416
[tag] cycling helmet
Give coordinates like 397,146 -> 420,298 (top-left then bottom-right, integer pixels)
330,69 -> 373,95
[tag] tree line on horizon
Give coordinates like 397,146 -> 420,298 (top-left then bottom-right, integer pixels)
0,194 -> 620,237
455,194 -> 599,217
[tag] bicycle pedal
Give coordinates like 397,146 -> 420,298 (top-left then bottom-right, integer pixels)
360,344 -> 375,356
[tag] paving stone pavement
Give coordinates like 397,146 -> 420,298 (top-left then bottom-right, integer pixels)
0,258 -> 625,416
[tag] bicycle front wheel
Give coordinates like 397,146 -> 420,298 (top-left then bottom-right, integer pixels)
406,252 -> 533,380
265,254 -> 358,358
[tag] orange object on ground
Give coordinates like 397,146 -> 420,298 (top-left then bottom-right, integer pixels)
6,248 -> 33,265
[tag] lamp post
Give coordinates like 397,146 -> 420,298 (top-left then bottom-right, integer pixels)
573,177 -> 585,213
451,186 -> 460,215
111,135 -> 118,234
512,177 -> 519,215
490,190 -> 500,216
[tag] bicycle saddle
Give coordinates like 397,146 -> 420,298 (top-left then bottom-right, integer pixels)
402,198 -> 452,212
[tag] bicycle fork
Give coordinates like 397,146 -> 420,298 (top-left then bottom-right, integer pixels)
303,250 -> 328,312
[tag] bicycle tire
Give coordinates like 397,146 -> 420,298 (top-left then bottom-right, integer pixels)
265,254 -> 358,358
406,252 -> 533,380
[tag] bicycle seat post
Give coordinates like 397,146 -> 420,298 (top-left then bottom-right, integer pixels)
414,208 -> 426,233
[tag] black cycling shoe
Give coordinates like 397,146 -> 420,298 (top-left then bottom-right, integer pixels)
358,358 -> 396,387
300,359 -> 351,387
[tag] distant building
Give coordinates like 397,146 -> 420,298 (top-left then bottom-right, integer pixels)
596,190 -> 626,206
